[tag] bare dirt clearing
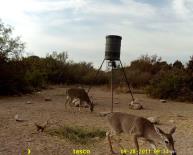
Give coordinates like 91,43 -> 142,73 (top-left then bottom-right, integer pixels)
0,86 -> 193,155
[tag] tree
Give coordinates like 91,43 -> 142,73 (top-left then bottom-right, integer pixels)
187,56 -> 193,72
46,51 -> 68,64
173,60 -> 184,69
0,19 -> 24,61
187,56 -> 193,90
130,54 -> 162,73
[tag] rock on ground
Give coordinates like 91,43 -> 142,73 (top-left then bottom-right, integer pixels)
129,100 -> 143,110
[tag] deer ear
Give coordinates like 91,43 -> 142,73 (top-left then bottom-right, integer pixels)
169,127 -> 176,135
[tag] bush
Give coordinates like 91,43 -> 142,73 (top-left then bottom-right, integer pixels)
126,69 -> 152,88
25,70 -> 45,88
0,60 -> 30,94
146,69 -> 193,101
0,53 -> 109,95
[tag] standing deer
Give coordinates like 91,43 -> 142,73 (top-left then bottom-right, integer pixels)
65,88 -> 94,112
106,112 -> 176,155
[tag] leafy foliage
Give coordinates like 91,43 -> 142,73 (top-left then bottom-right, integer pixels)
0,20 -> 193,101
146,69 -> 193,101
114,54 -> 193,102
0,20 -> 24,61
0,20 -> 108,95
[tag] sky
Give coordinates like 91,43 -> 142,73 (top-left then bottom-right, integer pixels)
0,0 -> 193,67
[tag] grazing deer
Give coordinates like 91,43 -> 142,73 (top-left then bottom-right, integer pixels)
106,112 -> 176,155
65,88 -> 94,112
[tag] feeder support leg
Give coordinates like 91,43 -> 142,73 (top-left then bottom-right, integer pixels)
111,61 -> 114,112
87,58 -> 105,93
119,60 -> 135,101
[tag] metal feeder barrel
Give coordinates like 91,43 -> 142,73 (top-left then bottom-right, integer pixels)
105,35 -> 122,60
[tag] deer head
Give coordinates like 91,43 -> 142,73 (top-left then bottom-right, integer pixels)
155,127 -> 177,155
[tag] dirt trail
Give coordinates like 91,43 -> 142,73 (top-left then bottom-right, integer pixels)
0,86 -> 193,155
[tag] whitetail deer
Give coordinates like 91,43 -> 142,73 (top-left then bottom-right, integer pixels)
65,88 -> 94,112
106,112 -> 176,155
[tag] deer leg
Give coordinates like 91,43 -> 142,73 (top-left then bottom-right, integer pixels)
69,98 -> 75,113
65,97 -> 70,111
116,137 -> 124,148
115,137 -> 126,155
79,100 -> 82,112
133,134 -> 141,155
69,98 -> 73,107
106,131 -> 116,154
111,132 -> 124,150
111,135 -> 127,155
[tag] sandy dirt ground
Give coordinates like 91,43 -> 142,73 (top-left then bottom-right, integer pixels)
0,86 -> 193,155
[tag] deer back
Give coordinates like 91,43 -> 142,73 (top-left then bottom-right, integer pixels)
67,88 -> 91,103
107,112 -> 154,135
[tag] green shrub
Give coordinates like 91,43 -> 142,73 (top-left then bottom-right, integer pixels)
146,69 -> 193,101
126,69 -> 152,88
25,70 -> 46,88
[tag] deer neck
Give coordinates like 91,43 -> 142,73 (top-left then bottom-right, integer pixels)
152,127 -> 164,143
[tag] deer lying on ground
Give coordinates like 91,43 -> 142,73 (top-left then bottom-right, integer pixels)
106,112 -> 176,155
65,88 -> 94,112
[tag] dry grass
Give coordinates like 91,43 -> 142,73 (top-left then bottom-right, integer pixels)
47,125 -> 106,145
